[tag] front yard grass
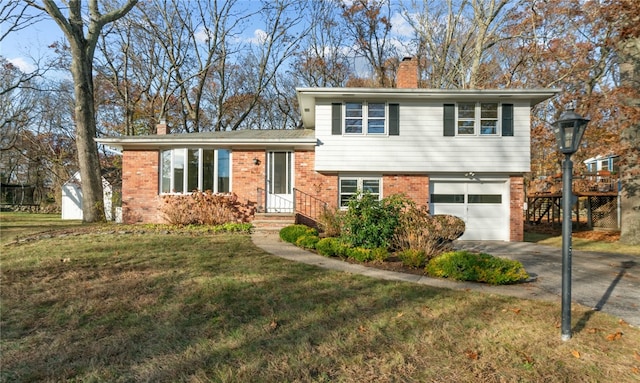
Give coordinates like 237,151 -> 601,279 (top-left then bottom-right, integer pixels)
1,213 -> 639,382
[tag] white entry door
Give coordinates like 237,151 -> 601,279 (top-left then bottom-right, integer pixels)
266,151 -> 293,213
430,180 -> 509,240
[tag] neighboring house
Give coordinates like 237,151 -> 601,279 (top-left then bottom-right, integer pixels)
61,170 -> 121,221
584,154 -> 620,174
96,57 -> 558,241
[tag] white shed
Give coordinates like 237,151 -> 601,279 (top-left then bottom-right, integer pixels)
61,172 -> 119,221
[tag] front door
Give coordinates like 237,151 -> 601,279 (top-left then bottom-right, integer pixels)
266,151 -> 293,213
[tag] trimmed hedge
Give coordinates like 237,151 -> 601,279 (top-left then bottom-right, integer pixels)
279,224 -> 318,244
425,250 -> 529,285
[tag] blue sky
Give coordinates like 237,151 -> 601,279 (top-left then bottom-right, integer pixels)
1,1 -> 414,75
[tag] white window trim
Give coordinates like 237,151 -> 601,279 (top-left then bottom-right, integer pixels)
160,148 -> 231,194
343,101 -> 388,135
455,102 -> 501,136
338,176 -> 382,208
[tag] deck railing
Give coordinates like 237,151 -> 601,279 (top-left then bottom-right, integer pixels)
528,171 -> 620,196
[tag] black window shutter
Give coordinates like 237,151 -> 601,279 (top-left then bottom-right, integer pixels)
502,104 -> 514,136
332,103 -> 342,135
443,104 -> 455,136
389,103 -> 399,135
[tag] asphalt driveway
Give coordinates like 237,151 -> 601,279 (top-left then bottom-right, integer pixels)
455,241 -> 640,327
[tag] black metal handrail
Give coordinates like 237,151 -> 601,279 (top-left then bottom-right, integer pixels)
293,188 -> 328,224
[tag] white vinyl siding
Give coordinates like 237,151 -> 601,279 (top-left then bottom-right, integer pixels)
314,100 -> 531,173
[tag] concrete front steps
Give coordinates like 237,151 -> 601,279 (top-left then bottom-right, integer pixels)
252,213 -> 296,233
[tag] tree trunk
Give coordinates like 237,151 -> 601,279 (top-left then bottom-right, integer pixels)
70,44 -> 105,222
618,37 -> 640,245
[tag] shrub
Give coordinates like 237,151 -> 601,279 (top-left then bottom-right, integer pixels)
162,191 -> 251,226
279,224 -> 318,244
316,237 -> 340,256
392,205 -> 465,259
425,250 -> 529,285
346,247 -> 373,262
295,234 -> 320,249
397,249 -> 428,268
317,206 -> 343,237
370,247 -> 390,262
342,193 -> 411,249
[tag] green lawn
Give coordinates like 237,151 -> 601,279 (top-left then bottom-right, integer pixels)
1,212 -> 639,382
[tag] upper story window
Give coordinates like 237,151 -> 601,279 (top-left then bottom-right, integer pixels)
444,102 -> 513,137
345,102 -> 386,134
160,148 -> 230,194
333,102 -> 399,136
457,102 -> 498,135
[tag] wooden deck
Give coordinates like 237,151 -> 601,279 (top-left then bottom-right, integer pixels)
526,172 -> 620,229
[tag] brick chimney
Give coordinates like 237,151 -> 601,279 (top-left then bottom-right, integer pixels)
156,119 -> 169,135
397,56 -> 418,88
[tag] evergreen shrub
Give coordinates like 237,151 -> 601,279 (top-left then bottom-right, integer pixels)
279,224 -> 318,244
426,250 -> 529,285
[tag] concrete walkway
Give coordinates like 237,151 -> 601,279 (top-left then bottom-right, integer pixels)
251,232 -> 640,327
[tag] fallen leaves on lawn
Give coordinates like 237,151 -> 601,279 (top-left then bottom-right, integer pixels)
465,349 -> 479,360
606,331 -> 623,341
571,350 -> 581,359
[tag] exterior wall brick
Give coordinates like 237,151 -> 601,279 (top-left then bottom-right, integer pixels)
295,150 -> 338,214
121,150 -> 162,223
119,147 -> 523,241
231,150 -> 266,209
383,174 -> 430,207
510,175 -> 525,241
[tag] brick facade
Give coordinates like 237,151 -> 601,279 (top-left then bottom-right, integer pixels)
118,148 -> 524,241
383,174 -> 430,207
509,175 -> 525,241
121,150 -> 162,223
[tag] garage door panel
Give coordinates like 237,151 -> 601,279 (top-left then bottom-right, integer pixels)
430,180 -> 509,241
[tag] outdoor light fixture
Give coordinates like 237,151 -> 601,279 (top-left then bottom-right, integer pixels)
552,108 -> 589,341
253,158 -> 260,165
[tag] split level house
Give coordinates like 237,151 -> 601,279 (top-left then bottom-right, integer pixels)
97,57 -> 559,241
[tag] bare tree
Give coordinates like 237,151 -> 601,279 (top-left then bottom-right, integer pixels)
340,0 -> 395,87
293,0 -> 351,87
26,0 -> 138,222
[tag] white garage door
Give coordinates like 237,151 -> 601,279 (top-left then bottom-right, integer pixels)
430,180 -> 509,241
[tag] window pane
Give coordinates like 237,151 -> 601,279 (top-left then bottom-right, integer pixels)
202,149 -> 215,192
345,119 -> 363,133
345,102 -> 363,117
218,149 -> 230,193
340,179 -> 358,193
431,194 -> 464,203
173,149 -> 185,193
480,121 -> 497,135
367,119 -> 385,133
188,149 -> 199,192
161,150 -> 171,193
271,152 -> 288,194
368,103 -> 385,118
481,103 -> 498,118
458,120 -> 475,135
468,194 -> 502,203
362,179 -> 380,194
458,103 -> 475,119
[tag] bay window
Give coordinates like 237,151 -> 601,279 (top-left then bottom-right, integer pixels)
160,148 -> 230,194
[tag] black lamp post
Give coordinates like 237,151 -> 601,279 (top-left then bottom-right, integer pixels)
552,109 -> 589,341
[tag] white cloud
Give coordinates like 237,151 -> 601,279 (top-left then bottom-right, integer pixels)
391,12 -> 413,38
250,29 -> 269,45
7,57 -> 36,73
